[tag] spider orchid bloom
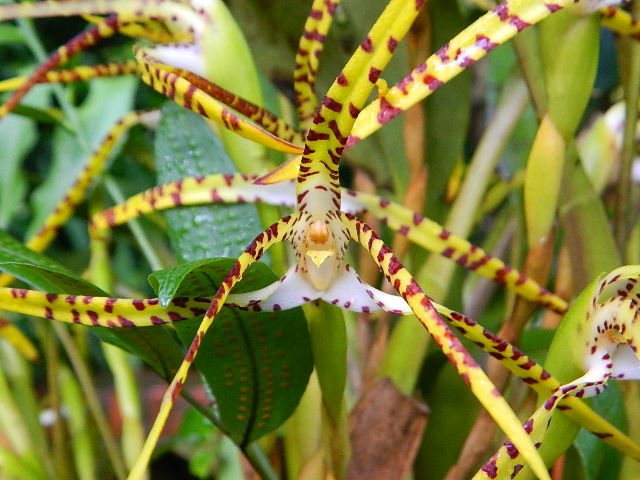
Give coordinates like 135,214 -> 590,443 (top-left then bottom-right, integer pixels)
224,212 -> 413,315
81,1 -> 551,478
574,266 -> 640,388
475,266 -> 640,478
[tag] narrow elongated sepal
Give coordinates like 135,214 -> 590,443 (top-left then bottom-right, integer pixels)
0,15 -> 121,119
294,0 -> 341,127
127,214 -> 300,480
345,189 -> 568,312
297,0 -> 425,214
600,7 -> 640,38
351,0 -> 579,141
0,288 -> 209,327
0,62 -> 140,94
339,212 -> 551,480
135,47 -> 303,155
89,174 -> 295,233
0,1 -> 204,37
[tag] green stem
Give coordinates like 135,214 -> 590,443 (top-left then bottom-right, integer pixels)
417,77 -> 528,301
615,0 -> 640,255
244,442 -> 281,480
53,322 -> 128,480
102,175 -> 166,271
0,341 -> 55,477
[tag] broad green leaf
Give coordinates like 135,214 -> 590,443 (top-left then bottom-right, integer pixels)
0,230 -> 105,294
155,103 -> 313,446
576,382 -> 626,480
539,276 -> 600,470
148,258 -> 278,307
559,150 -> 620,291
155,102 -> 264,262
148,259 -> 313,446
0,86 -> 50,229
540,9 -> 600,139
0,231 -> 185,381
174,307 -> 313,446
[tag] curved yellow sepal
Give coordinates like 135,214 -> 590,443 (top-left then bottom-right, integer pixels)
255,155 -> 301,184
0,319 -> 39,362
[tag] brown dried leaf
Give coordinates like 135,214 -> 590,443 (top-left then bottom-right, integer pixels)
347,378 -> 428,480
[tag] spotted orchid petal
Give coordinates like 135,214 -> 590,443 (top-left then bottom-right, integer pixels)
226,265 -> 323,311
339,211 -> 551,480
294,0 -> 341,127
0,1 -> 204,36
474,266 -> 640,478
600,6 -> 640,38
350,0 -> 627,141
134,46 -> 302,154
88,174 -> 295,234
0,288 -> 209,327
321,264 -> 411,314
87,175 -> 566,313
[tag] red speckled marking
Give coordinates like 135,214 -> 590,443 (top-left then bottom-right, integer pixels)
387,36 -> 398,52
360,36 -> 373,52
369,67 -> 382,83
423,74 -> 444,90
377,98 -> 403,124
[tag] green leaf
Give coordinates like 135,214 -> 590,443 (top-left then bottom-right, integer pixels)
0,230 -> 185,381
539,275 -> 601,469
0,83 -> 50,229
0,230 -> 105,295
148,259 -> 313,446
155,101 -> 264,262
148,258 -> 276,307
154,103 -> 312,446
176,307 -> 312,446
575,382 -> 626,480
